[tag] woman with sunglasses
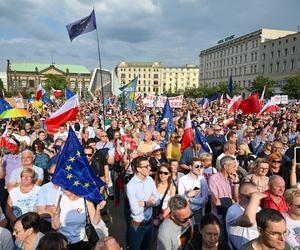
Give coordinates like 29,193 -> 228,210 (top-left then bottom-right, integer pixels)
185,213 -> 230,250
166,132 -> 181,161
154,164 -> 176,224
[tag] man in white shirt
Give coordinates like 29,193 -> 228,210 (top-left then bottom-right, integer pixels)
178,157 -> 208,224
226,182 -> 265,249
54,124 -> 68,141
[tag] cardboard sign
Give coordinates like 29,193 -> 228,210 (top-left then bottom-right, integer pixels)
143,94 -> 183,108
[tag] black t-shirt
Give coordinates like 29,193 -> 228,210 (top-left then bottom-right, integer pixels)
91,148 -> 109,177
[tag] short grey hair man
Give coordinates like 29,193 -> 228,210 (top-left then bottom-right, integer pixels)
168,195 -> 189,214
220,155 -> 236,169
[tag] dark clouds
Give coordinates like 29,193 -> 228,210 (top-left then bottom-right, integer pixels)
0,0 -> 299,71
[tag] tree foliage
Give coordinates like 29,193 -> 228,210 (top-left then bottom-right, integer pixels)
282,75 -> 300,99
248,75 -> 275,98
44,74 -> 68,93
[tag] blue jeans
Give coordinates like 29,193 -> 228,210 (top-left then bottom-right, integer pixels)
129,223 -> 152,250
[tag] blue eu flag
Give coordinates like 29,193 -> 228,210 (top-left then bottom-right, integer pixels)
42,94 -> 53,104
66,10 -> 97,41
195,127 -> 212,153
52,127 -> 105,204
65,88 -> 75,100
155,98 -> 174,142
228,74 -> 233,96
0,98 -> 12,115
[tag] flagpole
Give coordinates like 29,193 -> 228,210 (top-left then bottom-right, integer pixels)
94,9 -> 105,129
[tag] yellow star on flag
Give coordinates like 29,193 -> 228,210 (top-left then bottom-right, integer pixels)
76,151 -> 81,157
69,156 -> 76,162
84,182 -> 90,188
66,174 -> 73,180
73,180 -> 80,186
65,165 -> 72,171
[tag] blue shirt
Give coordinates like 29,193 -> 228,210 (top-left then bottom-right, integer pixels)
127,175 -> 160,222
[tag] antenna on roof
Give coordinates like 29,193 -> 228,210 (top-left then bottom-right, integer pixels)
51,51 -> 55,65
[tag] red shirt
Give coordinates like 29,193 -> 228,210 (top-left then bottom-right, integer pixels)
262,190 -> 288,212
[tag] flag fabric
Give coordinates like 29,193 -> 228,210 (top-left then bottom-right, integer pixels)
220,94 -> 224,105
66,10 -> 97,41
36,83 -> 45,101
0,136 -> 17,152
51,88 -> 64,97
123,77 -> 138,110
195,127 -> 212,153
260,100 -> 278,114
203,98 -> 209,109
66,88 -> 75,100
41,94 -> 53,104
52,127 -> 105,204
260,86 -> 266,101
239,93 -> 261,115
228,95 -> 242,113
0,98 -> 12,114
155,98 -> 174,142
208,94 -> 220,102
46,94 -> 79,133
228,75 -> 233,95
181,111 -> 193,152
226,94 -> 232,104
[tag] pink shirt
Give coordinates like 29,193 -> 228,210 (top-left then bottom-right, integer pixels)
208,172 -> 233,220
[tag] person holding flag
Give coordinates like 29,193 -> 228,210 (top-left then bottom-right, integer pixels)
50,128 -> 106,249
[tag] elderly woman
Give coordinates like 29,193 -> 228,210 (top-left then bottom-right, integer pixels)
13,212 -> 44,250
283,188 -> 300,249
6,168 -> 40,225
51,189 -> 106,250
236,143 -> 256,172
243,158 -> 269,192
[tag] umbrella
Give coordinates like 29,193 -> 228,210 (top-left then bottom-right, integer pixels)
0,108 -> 31,119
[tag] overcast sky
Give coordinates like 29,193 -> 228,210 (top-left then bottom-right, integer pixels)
0,0 -> 299,72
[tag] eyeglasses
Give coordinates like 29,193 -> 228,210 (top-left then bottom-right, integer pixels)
139,164 -> 151,169
173,213 -> 194,224
101,135 -> 108,137
85,153 -> 93,157
258,167 -> 269,171
264,230 -> 289,238
21,176 -> 33,179
272,160 -> 281,164
159,171 -> 169,176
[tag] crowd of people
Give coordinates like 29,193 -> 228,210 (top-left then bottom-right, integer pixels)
0,95 -> 299,250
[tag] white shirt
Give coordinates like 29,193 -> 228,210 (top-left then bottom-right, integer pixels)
226,203 -> 260,249
9,166 -> 44,186
54,131 -> 68,141
283,212 -> 300,250
58,195 -> 86,244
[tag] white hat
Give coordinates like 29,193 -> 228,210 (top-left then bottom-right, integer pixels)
152,144 -> 162,152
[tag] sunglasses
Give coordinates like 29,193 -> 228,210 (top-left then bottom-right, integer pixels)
85,153 -> 93,157
159,171 -> 169,176
294,204 -> 300,208
272,160 -> 281,164
173,213 -> 194,224
194,164 -> 202,169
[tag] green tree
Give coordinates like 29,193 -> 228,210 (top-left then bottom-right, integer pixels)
248,75 -> 275,98
282,75 -> 300,99
44,74 -> 68,94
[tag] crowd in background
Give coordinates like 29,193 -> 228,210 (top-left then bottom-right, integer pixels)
0,95 -> 299,250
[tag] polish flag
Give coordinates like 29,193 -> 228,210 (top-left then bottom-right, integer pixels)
260,100 -> 278,114
36,83 -> 45,101
240,93 -> 261,114
226,94 -> 232,104
51,88 -> 64,97
220,94 -> 224,105
46,95 -> 79,133
181,111 -> 193,152
228,95 -> 242,113
203,98 -> 209,109
0,136 -> 18,152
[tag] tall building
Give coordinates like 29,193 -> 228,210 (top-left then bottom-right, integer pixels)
6,60 -> 91,92
260,31 -> 300,93
199,28 -> 296,95
115,61 -> 199,94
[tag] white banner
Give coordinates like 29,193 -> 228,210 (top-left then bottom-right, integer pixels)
271,95 -> 288,104
143,94 -> 183,108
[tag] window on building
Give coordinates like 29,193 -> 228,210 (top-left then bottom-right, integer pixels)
262,53 -> 265,60
154,80 -> 158,85
250,65 -> 253,73
291,46 -> 295,54
236,46 -> 238,53
263,44 -> 266,49
154,74 -> 158,79
293,37 -> 296,41
269,63 -> 273,73
235,57 -> 237,64
245,43 -> 248,50
286,39 -> 289,44
254,65 -> 257,73
283,61 -> 286,71
261,64 -> 265,74
29,80 -> 34,88
276,62 -> 279,72
291,59 -> 294,70
277,50 -> 281,58
240,55 -> 242,63
244,66 -> 247,74
239,67 -> 242,75
240,44 -> 243,52
244,54 -> 247,63
272,42 -> 274,47
284,48 -> 288,56
252,40 -> 254,48
279,41 -> 281,45
129,74 -> 131,78
121,73 -> 125,78
251,53 -> 254,61
270,51 -> 274,59
255,40 -> 258,47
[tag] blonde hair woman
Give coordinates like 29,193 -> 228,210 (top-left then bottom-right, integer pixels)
236,143 -> 256,172
166,132 -> 181,161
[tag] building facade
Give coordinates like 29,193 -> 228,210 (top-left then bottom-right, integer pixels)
199,29 -> 296,94
260,31 -> 300,93
115,61 -> 199,95
6,60 -> 91,92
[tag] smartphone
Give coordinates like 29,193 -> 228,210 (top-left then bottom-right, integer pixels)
294,147 -> 300,164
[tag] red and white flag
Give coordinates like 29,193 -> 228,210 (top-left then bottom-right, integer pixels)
181,111 -> 193,152
46,94 -> 79,133
36,83 -> 45,101
220,94 -> 224,105
0,136 -> 17,152
260,100 -> 278,114
203,98 -> 209,109
51,88 -> 64,97
226,94 -> 232,104
260,86 -> 266,102
239,93 -> 261,114
228,95 -> 241,113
